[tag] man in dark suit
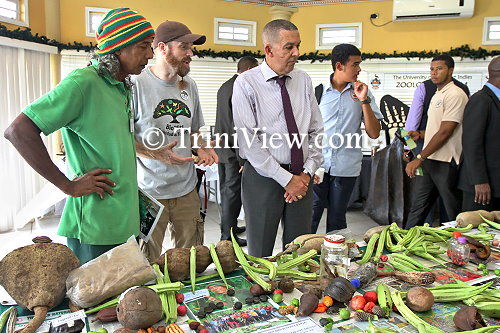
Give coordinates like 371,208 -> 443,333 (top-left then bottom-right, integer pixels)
215,56 -> 258,245
459,56 -> 500,211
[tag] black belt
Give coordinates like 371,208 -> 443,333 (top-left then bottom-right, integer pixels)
280,164 -> 300,175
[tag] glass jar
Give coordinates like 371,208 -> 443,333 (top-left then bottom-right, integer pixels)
447,231 -> 462,259
450,236 -> 470,266
319,235 -> 349,280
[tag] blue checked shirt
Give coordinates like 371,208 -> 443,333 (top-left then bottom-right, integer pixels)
319,81 -> 383,177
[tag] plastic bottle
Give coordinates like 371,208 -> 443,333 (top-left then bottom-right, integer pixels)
319,235 -> 349,280
447,231 -> 462,259
349,262 -> 378,289
450,236 -> 470,266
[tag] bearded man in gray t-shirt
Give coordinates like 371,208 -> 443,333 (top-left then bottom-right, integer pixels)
132,21 -> 218,261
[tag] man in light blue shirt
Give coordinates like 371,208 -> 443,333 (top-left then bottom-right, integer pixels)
312,44 -> 383,234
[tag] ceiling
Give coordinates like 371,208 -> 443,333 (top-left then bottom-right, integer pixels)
223,0 -> 385,7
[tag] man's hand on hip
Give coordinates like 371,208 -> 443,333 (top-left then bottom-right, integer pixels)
475,183 -> 491,205
65,168 -> 115,200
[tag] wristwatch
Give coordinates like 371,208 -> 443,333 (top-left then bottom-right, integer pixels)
360,96 -> 371,104
416,154 -> 426,161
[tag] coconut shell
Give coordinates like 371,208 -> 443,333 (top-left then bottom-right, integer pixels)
117,287 -> 162,330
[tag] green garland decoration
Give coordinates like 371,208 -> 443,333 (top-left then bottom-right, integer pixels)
1,24 -> 499,60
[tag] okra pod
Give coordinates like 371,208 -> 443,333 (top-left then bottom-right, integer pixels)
276,249 -> 317,271
245,252 -> 277,281
358,233 -> 379,264
231,230 -> 272,291
209,243 -> 229,289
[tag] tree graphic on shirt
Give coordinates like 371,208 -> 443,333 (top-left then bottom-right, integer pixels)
153,98 -> 191,123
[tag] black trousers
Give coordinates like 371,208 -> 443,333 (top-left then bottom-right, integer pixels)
311,174 -> 357,234
462,191 -> 500,211
218,157 -> 243,240
241,162 -> 313,257
405,159 -> 462,229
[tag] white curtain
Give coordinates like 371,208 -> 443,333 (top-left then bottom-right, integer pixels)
0,44 -> 53,232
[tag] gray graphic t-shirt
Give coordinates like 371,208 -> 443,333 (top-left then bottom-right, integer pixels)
132,67 -> 204,199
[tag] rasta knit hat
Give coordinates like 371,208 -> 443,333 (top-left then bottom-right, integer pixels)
96,8 -> 155,55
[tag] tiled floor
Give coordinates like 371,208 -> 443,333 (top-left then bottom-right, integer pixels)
0,201 -> 378,259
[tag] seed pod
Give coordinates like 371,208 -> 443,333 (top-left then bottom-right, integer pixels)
353,311 -> 375,322
371,305 -> 387,318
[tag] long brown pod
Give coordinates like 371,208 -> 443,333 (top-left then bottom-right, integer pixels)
378,270 -> 435,285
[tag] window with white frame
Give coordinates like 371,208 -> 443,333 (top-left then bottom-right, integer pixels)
0,0 -> 28,26
214,18 -> 256,46
316,23 -> 362,50
85,7 -> 110,37
483,17 -> 500,45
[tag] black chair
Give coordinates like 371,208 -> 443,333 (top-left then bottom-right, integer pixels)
379,95 -> 409,144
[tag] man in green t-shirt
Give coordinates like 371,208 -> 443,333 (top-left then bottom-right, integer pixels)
3,8 -> 188,264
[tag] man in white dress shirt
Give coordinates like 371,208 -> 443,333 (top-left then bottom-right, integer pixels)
232,19 -> 324,257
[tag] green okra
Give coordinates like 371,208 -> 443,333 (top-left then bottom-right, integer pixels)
358,232 -> 379,264
209,243 -> 229,289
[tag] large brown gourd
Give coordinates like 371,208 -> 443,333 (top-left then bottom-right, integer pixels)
0,236 -> 80,333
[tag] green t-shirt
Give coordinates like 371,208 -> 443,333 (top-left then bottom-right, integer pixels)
23,60 -> 139,245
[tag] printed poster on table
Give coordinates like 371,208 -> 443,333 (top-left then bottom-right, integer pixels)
181,276 -> 296,333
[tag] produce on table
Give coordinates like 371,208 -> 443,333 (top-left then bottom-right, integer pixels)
313,302 -> 328,313
176,305 -> 187,316
175,293 -> 184,304
371,305 -> 387,318
153,248 -> 190,282
453,306 -> 487,331
353,311 -> 376,321
464,236 -> 492,259
492,211 -> 500,222
250,284 -> 266,296
350,295 -> 367,311
339,308 -> 351,320
278,278 -> 295,293
456,210 -> 495,227
378,270 -> 435,285
0,236 -> 80,333
110,327 -> 134,333
272,293 -> 283,303
363,225 -> 387,243
209,243 -> 229,289
322,295 -> 334,307
363,291 -> 378,303
165,323 -> 184,333
193,245 -> 212,273
323,277 -> 356,303
405,287 -> 434,312
91,306 -> 118,323
296,293 -> 320,317
292,234 -> 325,255
215,240 -> 239,273
116,287 -> 163,330
364,301 -> 377,313
376,283 -> 393,318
